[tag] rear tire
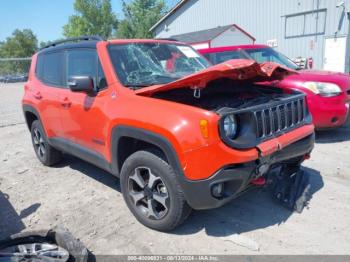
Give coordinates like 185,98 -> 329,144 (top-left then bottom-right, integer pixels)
120,150 -> 191,231
30,120 -> 62,166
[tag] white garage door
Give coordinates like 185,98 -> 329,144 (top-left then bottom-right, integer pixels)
323,36 -> 347,73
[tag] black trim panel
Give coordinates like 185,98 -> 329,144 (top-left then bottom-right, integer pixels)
49,137 -> 112,174
111,125 -> 184,178
22,104 -> 42,130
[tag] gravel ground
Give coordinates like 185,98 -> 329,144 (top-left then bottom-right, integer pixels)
0,83 -> 350,255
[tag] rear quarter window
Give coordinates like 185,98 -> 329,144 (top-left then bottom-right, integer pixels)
35,51 -> 64,86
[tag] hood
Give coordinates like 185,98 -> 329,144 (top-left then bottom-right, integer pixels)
135,59 -> 297,96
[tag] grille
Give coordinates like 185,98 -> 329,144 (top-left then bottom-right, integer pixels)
254,97 -> 306,138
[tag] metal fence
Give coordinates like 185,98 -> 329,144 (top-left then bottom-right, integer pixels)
0,58 -> 31,83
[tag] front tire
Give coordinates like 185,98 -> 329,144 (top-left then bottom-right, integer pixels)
30,120 -> 62,166
120,150 -> 191,231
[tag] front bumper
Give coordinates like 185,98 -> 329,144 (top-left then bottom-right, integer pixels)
308,93 -> 350,129
179,133 -> 315,210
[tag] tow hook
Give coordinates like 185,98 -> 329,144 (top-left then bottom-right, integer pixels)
250,176 -> 266,186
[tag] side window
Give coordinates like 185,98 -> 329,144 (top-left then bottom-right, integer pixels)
35,54 -> 44,79
66,49 -> 107,91
37,52 -> 64,86
215,51 -> 245,64
203,53 -> 211,62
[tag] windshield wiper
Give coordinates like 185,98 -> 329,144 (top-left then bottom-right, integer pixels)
123,83 -> 152,90
124,74 -> 181,90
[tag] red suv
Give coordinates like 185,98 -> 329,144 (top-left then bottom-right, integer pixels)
22,36 -> 315,231
199,45 -> 350,129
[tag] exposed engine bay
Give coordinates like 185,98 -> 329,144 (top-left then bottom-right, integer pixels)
152,78 -> 292,113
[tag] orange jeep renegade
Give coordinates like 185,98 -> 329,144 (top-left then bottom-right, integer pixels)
22,36 -> 315,231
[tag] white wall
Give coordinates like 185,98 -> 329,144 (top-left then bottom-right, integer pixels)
211,26 -> 254,47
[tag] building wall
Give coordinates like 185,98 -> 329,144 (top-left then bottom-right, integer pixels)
211,26 -> 254,47
154,0 -> 350,71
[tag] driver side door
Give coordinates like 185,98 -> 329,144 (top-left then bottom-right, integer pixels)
59,48 -> 109,157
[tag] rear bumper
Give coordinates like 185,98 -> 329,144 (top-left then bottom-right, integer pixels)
179,133 -> 315,210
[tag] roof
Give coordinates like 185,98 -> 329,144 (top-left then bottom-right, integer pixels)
38,40 -> 99,54
197,44 -> 269,53
149,0 -> 189,32
170,25 -> 233,44
39,39 -> 186,55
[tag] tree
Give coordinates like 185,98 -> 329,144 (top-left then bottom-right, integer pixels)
117,0 -> 167,39
63,0 -> 118,39
0,29 -> 38,58
0,29 -> 38,75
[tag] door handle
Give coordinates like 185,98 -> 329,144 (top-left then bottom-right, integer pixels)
61,97 -> 71,108
33,91 -> 42,100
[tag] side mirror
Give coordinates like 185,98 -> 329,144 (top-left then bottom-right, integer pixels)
68,76 -> 94,92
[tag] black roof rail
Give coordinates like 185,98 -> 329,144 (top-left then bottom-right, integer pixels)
156,38 -> 179,41
41,35 -> 105,50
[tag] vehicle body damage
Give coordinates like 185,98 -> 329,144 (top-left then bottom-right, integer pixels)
23,38 -> 315,231
136,58 -> 314,212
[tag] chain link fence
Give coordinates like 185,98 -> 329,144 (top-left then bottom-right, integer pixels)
0,58 -> 31,83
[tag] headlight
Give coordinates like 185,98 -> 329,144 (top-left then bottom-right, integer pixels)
223,115 -> 237,139
302,82 -> 341,97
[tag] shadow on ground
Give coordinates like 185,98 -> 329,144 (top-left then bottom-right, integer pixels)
316,116 -> 350,143
56,155 -> 121,192
0,191 -> 40,239
54,155 -> 323,237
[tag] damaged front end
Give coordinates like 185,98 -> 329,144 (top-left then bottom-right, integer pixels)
136,59 -> 315,212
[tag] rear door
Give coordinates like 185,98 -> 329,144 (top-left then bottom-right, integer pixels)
59,48 -> 109,157
33,51 -> 66,138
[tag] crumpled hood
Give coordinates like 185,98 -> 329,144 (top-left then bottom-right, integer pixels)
135,59 -> 297,96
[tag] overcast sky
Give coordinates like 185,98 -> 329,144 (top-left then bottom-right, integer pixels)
0,0 -> 178,43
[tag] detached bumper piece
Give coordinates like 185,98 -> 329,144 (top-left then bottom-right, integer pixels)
268,166 -> 310,213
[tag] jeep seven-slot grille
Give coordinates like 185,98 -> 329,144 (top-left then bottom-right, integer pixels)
253,97 -> 306,138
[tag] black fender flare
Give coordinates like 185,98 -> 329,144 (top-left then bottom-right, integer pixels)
22,104 -> 42,130
110,125 -> 185,179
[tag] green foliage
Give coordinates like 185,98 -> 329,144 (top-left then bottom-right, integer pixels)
0,29 -> 38,58
117,0 -> 167,39
63,0 -> 118,39
0,29 -> 38,75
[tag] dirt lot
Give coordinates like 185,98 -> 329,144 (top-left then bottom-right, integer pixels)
1,83 -> 350,255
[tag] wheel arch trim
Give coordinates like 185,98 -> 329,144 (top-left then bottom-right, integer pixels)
22,104 -> 43,131
111,125 -> 185,179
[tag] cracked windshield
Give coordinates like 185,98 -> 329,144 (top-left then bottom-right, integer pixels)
108,43 -> 210,89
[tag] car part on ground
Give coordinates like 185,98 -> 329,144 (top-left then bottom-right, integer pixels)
267,165 -> 311,213
0,227 -> 88,262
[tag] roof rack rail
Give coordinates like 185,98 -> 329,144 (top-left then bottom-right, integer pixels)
41,35 -> 105,50
156,38 -> 179,41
